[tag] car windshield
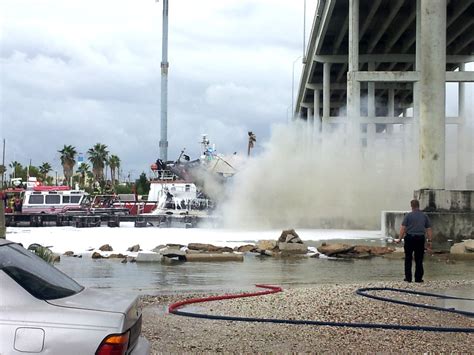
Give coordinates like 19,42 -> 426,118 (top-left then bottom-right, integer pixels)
0,243 -> 83,300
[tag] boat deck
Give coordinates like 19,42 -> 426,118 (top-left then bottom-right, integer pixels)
5,213 -> 218,228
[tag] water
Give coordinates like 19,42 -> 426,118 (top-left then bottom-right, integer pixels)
8,226 -> 473,296
55,252 -> 473,296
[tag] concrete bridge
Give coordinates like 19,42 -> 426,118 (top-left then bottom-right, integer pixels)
295,0 -> 473,242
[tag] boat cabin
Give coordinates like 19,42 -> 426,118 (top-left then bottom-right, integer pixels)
22,187 -> 87,214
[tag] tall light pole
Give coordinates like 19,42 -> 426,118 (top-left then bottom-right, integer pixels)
291,0 -> 307,120
291,55 -> 303,120
303,0 -> 307,62
158,0 -> 169,162
1,139 -> 5,188
0,139 -> 5,239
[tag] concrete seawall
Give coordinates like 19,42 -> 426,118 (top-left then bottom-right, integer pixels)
382,211 -> 474,243
383,190 -> 474,244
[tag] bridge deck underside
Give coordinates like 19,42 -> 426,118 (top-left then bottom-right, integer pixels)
299,0 -> 473,118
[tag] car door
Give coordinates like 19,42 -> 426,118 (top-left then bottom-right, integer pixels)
0,272 -> 47,353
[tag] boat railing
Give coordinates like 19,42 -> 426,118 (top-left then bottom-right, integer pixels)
151,170 -> 177,181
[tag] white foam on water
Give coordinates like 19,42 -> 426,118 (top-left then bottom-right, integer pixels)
5,224 -> 381,254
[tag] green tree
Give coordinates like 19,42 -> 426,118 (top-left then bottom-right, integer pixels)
8,163 -> 41,184
28,166 -> 41,180
0,169 -> 5,236
115,183 -> 132,194
135,172 -> 150,196
76,163 -> 91,189
0,164 -> 6,188
9,161 -> 23,180
108,155 -> 121,186
45,176 -> 54,185
58,145 -> 77,186
87,143 -> 109,182
39,162 -> 52,183
0,195 -> 4,239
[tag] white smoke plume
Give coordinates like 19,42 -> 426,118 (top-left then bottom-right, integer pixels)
219,120 -> 419,230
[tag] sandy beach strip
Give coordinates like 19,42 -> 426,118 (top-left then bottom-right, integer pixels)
141,280 -> 473,353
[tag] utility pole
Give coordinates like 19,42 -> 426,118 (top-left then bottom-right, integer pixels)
158,0 -> 169,162
0,195 -> 4,238
1,139 -> 5,188
303,0 -> 307,63
0,139 -> 5,239
27,158 -> 32,181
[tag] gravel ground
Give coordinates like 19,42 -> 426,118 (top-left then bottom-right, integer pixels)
141,280 -> 474,353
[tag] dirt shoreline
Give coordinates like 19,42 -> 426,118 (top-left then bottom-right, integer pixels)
140,280 -> 473,354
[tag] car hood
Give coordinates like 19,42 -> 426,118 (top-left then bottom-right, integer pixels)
47,288 -> 140,318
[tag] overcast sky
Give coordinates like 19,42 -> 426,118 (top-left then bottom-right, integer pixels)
0,0 -> 316,179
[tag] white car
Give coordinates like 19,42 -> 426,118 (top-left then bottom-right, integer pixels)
0,239 -> 150,354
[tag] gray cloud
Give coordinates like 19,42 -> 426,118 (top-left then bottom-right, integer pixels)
0,0 -> 317,178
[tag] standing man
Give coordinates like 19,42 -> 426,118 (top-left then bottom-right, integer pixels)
398,199 -> 433,283
13,196 -> 22,214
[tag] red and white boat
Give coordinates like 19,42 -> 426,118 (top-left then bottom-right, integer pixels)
21,185 -> 87,214
83,194 -> 157,215
145,135 -> 231,216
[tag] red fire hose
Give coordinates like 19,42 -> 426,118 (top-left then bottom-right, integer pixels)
168,284 -> 474,333
168,284 -> 282,313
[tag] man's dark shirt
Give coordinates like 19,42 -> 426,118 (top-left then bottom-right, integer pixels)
402,209 -> 431,235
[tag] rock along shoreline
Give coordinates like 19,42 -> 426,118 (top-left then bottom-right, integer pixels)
50,229 -> 474,263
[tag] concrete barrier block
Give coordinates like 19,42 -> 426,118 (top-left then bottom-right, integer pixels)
278,242 -> 308,254
136,252 -> 162,262
185,253 -> 244,262
160,247 -> 186,258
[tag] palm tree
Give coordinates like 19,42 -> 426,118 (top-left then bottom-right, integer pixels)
0,192 -> 4,238
39,162 -> 52,183
247,131 -> 256,157
86,171 -> 94,184
76,163 -> 91,188
9,161 -> 22,179
58,145 -> 77,186
105,159 -> 109,181
0,164 -> 6,188
87,143 -> 109,182
108,155 -> 121,185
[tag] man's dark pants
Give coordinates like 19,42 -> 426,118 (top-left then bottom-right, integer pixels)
404,234 -> 425,282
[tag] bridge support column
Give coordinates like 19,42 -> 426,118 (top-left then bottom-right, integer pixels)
367,62 -> 375,119
323,62 -> 331,133
347,0 -> 361,142
313,89 -> 320,130
387,88 -> 395,134
308,107 -> 314,131
367,62 -> 376,150
457,63 -> 466,188
419,0 -> 446,189
412,0 -> 421,157
298,109 -> 303,120
401,108 -> 407,161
